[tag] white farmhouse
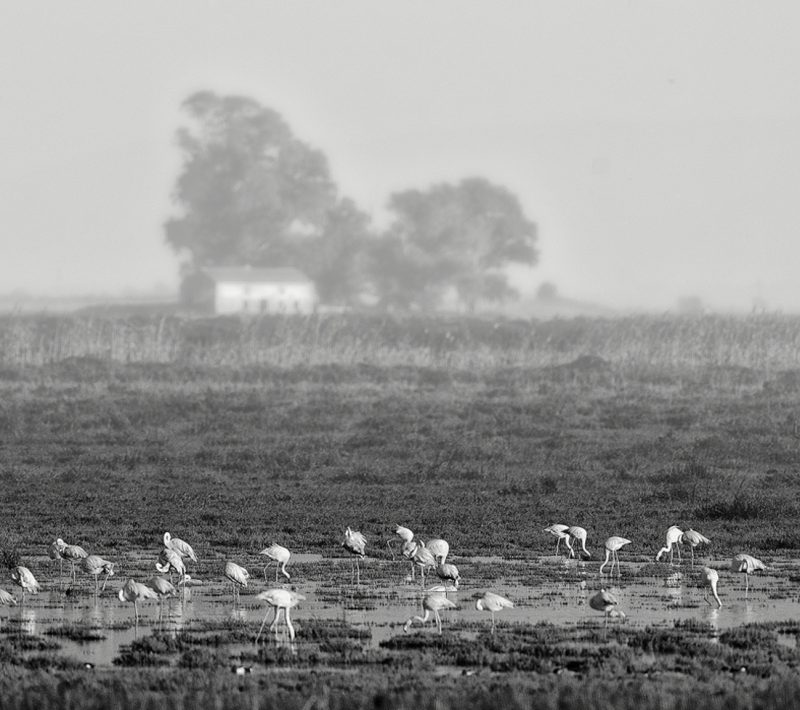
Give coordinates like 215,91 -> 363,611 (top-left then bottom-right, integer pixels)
184,266 -> 318,315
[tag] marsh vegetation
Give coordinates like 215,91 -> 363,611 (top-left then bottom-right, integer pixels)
0,312 -> 799,708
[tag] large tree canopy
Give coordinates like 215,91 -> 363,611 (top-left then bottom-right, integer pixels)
165,91 -> 373,304
373,178 -> 538,311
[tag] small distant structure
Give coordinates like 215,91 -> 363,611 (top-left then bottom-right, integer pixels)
181,266 -> 318,315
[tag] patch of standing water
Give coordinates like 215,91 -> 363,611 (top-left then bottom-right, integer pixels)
3,554 -> 800,666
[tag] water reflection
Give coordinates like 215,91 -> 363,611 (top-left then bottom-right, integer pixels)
702,606 -> 720,635
18,607 -> 36,635
663,572 -> 683,606
6,555 -> 800,666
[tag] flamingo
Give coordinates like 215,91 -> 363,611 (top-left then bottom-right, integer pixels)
259,544 -> 291,583
403,592 -> 458,634
55,539 -> 88,583
400,539 -> 420,579
255,588 -> 306,642
118,579 -> 159,623
0,588 -> 17,629
395,525 -> 414,543
146,576 -> 178,623
683,529 -> 711,567
426,538 -> 450,564
410,542 -> 436,587
655,526 -> 684,564
156,548 -> 186,583
543,524 -> 573,557
10,567 -> 39,604
387,526 -> 417,578
701,567 -> 722,608
224,561 -> 249,603
163,532 -> 197,563
435,557 -> 460,592
342,527 -> 367,584
81,555 -> 115,595
731,553 -> 766,594
475,591 -> 514,633
599,536 -> 631,575
48,541 -> 65,587
589,588 -> 625,625
567,526 -> 591,558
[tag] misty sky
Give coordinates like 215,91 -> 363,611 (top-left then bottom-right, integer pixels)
2,2 -> 800,311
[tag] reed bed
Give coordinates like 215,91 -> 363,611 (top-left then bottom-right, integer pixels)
1,312 -> 800,373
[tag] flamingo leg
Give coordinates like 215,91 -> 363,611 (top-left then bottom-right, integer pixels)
286,608 -> 295,640
255,607 -> 274,643
435,610 -> 443,634
600,549 -> 610,575
491,611 -> 496,633
271,607 -> 282,635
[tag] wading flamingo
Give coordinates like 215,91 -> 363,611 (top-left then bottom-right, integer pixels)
259,543 -> 291,582
403,592 -> 457,634
599,536 -> 631,575
567,526 -> 591,558
387,526 -> 417,578
543,524 -> 573,557
163,532 -> 197,563
410,542 -> 437,587
224,561 -> 250,603
0,588 -> 17,629
118,579 -> 158,623
435,557 -> 460,593
255,588 -> 306,642
55,539 -> 88,583
146,576 -> 178,623
81,555 -> 115,595
701,567 -> 722,608
10,567 -> 40,604
48,541 -> 65,586
156,547 -> 187,595
400,539 -> 420,579
395,525 -> 414,544
683,529 -> 711,566
655,526 -> 684,564
426,538 -> 450,564
475,591 -> 514,633
342,527 -> 367,584
731,553 -> 766,594
589,588 -> 625,625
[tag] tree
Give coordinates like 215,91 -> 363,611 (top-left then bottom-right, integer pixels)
164,91 -> 339,273
373,178 -> 538,311
301,198 -> 373,306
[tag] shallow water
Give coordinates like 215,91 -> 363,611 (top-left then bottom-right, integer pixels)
2,553 -> 798,666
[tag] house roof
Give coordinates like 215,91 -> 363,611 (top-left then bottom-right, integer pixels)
202,267 -> 312,284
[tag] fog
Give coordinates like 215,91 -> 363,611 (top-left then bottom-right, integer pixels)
2,2 -> 799,314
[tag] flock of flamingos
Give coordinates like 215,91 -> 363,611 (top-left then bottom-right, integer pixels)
0,523 -> 768,641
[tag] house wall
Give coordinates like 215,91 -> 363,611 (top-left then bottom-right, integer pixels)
214,281 -> 317,314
